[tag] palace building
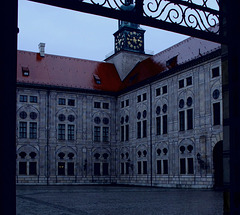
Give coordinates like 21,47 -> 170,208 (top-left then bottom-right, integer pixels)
16,17 -> 222,188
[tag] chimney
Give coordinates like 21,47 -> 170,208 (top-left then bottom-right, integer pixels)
38,43 -> 45,57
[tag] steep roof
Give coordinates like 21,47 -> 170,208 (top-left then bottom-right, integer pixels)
17,51 -> 122,92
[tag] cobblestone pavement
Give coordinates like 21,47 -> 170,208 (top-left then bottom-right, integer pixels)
16,185 -> 223,215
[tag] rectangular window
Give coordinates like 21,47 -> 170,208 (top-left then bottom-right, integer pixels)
137,121 -> 141,138
156,88 -> 161,96
58,162 -> 65,176
143,161 -> 147,174
19,162 -> 27,175
94,163 -> 101,176
121,126 -> 124,142
68,99 -> 75,106
212,67 -> 220,78
94,102 -> 101,108
213,102 -> 221,125
125,124 -> 129,141
137,161 -> 142,174
121,163 -> 124,174
125,162 -> 129,174
121,101 -> 124,108
22,67 -> 29,76
30,96 -> 38,103
142,93 -> 147,101
179,79 -> 184,88
103,103 -> 109,109
179,111 -> 185,131
20,95 -> 27,102
162,85 -> 167,94
19,122 -> 27,138
58,124 -> 65,140
29,162 -> 37,175
67,162 -> 74,176
58,98 -> 66,105
137,95 -> 141,103
102,163 -> 109,175
102,127 -> 109,142
94,126 -> 101,142
188,158 -> 194,174
29,122 -> 37,139
126,99 -> 129,107
162,115 -> 168,134
186,76 -> 192,86
163,160 -> 168,174
142,120 -> 147,138
187,109 -> 193,130
68,125 -> 75,140
156,117 -> 161,135
180,158 -> 186,174
157,160 -> 162,174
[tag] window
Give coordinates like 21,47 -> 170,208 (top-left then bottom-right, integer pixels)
179,111 -> 185,131
67,125 -> 75,140
162,115 -> 168,134
212,67 -> 220,78
142,120 -> 147,138
30,96 -> 37,103
162,85 -> 167,94
94,102 -> 101,108
93,74 -> 101,84
213,102 -> 221,125
156,117 -> 161,135
121,126 -> 124,142
137,95 -> 141,103
126,99 -> 129,106
187,109 -> 193,130
137,121 -> 141,138
186,77 -> 192,86
143,161 -> 147,174
102,127 -> 109,142
143,93 -> 147,101
125,124 -> 129,141
68,99 -> 75,106
58,98 -> 66,105
20,95 -> 27,102
29,162 -> 37,175
138,161 -> 142,174
94,126 -> 101,142
94,163 -> 101,176
121,101 -> 124,108
188,158 -> 194,174
58,162 -> 65,175
22,67 -> 29,76
157,160 -> 162,174
103,103 -> 109,109
163,160 -> 168,174
121,163 -> 124,174
58,124 -> 65,140
67,162 -> 74,176
102,163 -> 109,175
156,88 -> 161,96
180,158 -> 186,174
19,162 -> 27,175
179,79 -> 184,88
19,122 -> 27,138
29,122 -> 37,139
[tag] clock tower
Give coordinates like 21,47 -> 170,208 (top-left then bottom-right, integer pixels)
105,0 -> 151,81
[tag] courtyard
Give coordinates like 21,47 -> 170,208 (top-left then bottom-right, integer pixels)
17,185 -> 223,215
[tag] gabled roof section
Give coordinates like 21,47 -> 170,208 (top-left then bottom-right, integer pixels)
17,51 -> 122,92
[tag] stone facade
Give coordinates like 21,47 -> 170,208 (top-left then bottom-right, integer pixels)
16,49 -> 223,188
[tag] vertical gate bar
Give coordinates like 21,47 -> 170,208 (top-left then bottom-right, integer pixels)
0,1 -> 18,215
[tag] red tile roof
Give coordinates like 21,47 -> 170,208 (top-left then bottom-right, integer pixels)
17,51 -> 122,92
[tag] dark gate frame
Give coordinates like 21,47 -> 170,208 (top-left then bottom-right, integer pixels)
1,0 -> 239,214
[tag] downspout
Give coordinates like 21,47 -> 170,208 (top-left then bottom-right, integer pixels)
149,83 -> 153,187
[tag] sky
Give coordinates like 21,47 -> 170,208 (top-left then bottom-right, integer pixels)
18,0 -> 190,62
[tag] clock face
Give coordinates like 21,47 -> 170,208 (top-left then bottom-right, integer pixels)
126,31 -> 143,50
115,33 -> 125,52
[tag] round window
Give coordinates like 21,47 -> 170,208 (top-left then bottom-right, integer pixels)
68,115 -> 75,122
58,114 -> 66,121
213,89 -> 220,99
187,97 -> 193,107
125,115 -> 129,123
30,112 -> 37,120
19,111 -> 27,119
162,104 -> 167,113
156,106 -> 161,115
143,110 -> 147,118
179,99 -> 184,108
137,112 -> 141,120
103,117 -> 109,125
94,117 -> 101,124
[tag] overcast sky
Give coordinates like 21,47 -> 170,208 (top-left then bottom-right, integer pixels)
18,0 -> 190,61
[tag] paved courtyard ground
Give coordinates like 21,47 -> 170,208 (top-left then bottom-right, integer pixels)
16,185 -> 223,215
